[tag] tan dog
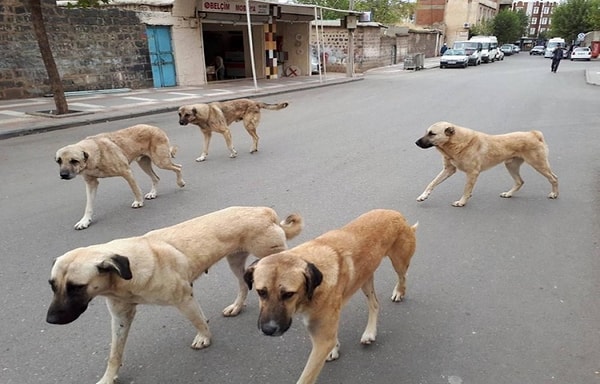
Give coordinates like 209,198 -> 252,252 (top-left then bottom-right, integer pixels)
46,206 -> 302,384
244,209 -> 417,384
55,124 -> 185,229
178,98 -> 289,161
415,121 -> 559,207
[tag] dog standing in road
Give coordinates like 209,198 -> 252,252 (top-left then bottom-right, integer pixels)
415,121 -> 559,206
244,209 -> 417,384
46,206 -> 303,384
55,124 -> 185,229
178,99 -> 289,161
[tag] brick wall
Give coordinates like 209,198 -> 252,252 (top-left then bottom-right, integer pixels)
0,0 -> 153,100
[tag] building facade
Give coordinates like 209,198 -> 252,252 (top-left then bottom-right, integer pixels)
512,1 -> 560,40
415,0 -> 499,47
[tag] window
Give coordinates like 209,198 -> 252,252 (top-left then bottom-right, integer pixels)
530,27 -> 536,35
541,17 -> 548,25
543,6 -> 549,14
533,6 -> 539,13
531,17 -> 537,24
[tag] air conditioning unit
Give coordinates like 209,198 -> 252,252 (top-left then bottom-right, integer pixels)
463,22 -> 470,29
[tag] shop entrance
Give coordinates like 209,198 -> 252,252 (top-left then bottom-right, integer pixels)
203,27 -> 247,81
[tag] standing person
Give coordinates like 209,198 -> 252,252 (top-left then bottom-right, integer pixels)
551,46 -> 563,73
440,43 -> 448,55
215,55 -> 225,80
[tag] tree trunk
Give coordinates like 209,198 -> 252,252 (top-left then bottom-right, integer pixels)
28,0 -> 69,114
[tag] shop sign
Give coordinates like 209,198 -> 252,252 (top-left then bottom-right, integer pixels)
201,0 -> 269,15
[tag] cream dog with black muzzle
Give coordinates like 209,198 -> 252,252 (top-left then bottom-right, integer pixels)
244,209 -> 417,384
415,121 -> 559,206
46,206 -> 302,384
55,124 -> 185,229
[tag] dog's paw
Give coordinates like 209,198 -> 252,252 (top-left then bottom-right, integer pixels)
326,342 -> 340,361
191,333 -> 211,349
96,376 -> 117,384
451,200 -> 466,207
74,218 -> 92,230
177,179 -> 186,188
196,155 -> 207,162
131,201 -> 144,208
144,191 -> 157,200
416,193 -> 429,202
500,192 -> 512,198
548,192 -> 558,199
360,332 -> 377,345
391,291 -> 405,302
222,303 -> 243,317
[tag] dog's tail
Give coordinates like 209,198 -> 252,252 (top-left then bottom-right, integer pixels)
531,130 -> 546,143
280,213 -> 303,240
169,145 -> 178,158
258,102 -> 289,111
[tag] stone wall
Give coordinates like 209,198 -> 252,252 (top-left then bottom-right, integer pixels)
311,23 -> 440,73
0,0 -> 153,100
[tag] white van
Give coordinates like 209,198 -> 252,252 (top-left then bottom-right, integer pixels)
469,36 -> 498,63
544,37 -> 566,58
453,41 -> 482,65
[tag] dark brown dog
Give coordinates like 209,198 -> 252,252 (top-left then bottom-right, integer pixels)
178,99 -> 289,161
244,209 -> 417,384
415,121 -> 559,206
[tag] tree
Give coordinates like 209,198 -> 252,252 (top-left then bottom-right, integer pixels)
492,10 -> 523,44
550,0 -> 593,44
27,0 -> 108,115
587,0 -> 600,30
28,0 -> 68,114
469,18 -> 494,37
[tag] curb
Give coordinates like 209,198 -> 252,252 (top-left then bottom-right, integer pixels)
0,76 -> 364,140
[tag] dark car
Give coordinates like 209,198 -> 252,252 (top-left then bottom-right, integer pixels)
500,44 -> 514,56
530,45 -> 545,55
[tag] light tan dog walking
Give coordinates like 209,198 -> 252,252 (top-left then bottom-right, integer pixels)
46,206 -> 302,384
55,124 -> 185,229
244,209 -> 417,384
178,98 -> 288,161
415,121 -> 559,206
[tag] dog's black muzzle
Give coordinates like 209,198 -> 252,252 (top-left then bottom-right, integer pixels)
415,138 -> 434,149
59,170 -> 75,180
178,119 -> 188,126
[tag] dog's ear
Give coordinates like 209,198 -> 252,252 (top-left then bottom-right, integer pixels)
192,107 -> 197,115
244,259 -> 259,289
444,126 -> 455,136
304,262 -> 323,300
82,151 -> 89,161
97,255 -> 132,280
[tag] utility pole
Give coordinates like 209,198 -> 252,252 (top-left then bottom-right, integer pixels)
346,0 -> 355,77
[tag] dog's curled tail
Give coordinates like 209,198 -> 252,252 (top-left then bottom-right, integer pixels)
280,213 -> 303,240
169,145 -> 178,158
259,102 -> 289,111
411,222 -> 419,232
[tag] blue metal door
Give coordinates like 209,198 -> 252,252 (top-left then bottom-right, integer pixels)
146,26 -> 176,87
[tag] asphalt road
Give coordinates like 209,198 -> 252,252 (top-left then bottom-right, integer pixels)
1,54 -> 599,384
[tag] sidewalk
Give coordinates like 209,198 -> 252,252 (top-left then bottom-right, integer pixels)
0,57 -> 443,140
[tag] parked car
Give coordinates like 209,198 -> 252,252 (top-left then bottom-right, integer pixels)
500,44 -> 514,55
530,45 -> 545,55
496,49 -> 504,61
440,49 -> 469,68
570,47 -> 592,61
452,41 -> 482,66
511,44 -> 521,53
